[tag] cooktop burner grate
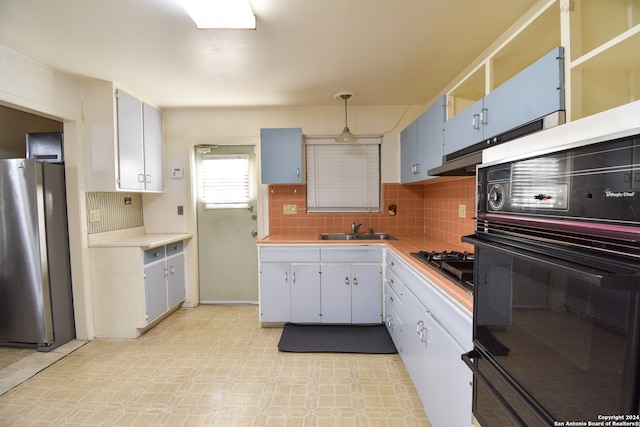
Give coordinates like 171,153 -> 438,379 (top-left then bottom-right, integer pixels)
410,251 -> 474,294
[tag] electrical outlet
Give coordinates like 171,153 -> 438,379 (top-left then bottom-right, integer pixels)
177,205 -> 184,215
283,204 -> 297,215
89,210 -> 101,222
458,204 -> 466,218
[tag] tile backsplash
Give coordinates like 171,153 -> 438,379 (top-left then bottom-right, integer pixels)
85,192 -> 143,234
268,177 -> 476,249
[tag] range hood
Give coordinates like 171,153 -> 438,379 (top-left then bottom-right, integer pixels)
429,111 -> 565,176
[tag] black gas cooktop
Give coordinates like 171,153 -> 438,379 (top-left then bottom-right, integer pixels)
410,251 -> 474,294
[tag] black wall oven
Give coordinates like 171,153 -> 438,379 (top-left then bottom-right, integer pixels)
462,134 -> 640,426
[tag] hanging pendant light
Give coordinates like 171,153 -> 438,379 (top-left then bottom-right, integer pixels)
335,92 -> 357,142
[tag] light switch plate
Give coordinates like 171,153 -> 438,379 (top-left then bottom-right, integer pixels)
458,204 -> 466,218
283,204 -> 297,215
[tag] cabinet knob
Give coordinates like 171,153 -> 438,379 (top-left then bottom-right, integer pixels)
345,277 -> 349,285
353,277 -> 358,285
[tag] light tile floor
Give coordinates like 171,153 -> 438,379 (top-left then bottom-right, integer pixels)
0,305 -> 431,426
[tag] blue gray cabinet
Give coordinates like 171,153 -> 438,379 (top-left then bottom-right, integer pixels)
143,246 -> 168,324
260,128 -> 304,184
401,96 -> 446,183
443,46 -> 565,158
143,241 -> 186,325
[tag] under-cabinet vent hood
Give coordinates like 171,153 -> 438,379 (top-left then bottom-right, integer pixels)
429,111 -> 565,176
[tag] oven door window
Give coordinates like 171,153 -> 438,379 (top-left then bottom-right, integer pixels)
474,243 -> 638,422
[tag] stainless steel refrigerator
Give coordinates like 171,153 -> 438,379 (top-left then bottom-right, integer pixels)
0,158 -> 75,351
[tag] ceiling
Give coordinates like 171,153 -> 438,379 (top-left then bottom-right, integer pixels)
0,0 -> 538,109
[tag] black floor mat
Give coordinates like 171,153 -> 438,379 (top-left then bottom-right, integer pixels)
277,323 -> 397,354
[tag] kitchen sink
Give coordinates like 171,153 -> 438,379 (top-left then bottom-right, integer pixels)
318,233 -> 396,241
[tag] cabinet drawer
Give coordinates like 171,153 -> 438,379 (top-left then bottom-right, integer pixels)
321,247 -> 382,263
260,247 -> 320,262
143,246 -> 166,264
385,251 -> 418,287
166,240 -> 183,256
384,274 -> 403,310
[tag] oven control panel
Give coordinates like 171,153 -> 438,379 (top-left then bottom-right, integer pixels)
482,160 -> 569,213
477,134 -> 640,227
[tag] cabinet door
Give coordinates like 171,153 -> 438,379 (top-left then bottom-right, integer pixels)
144,262 -> 168,324
483,46 -> 564,139
400,289 -> 431,407
400,121 -> 418,183
167,254 -> 185,307
320,264 -> 352,323
116,89 -> 145,191
290,263 -> 321,323
259,263 -> 291,323
142,103 -> 164,192
350,264 -> 382,324
422,312 -> 474,427
416,95 -> 446,180
384,282 -> 403,351
443,98 -> 484,158
260,128 -> 303,184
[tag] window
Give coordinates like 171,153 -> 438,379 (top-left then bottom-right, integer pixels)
200,154 -> 250,209
306,138 -> 381,212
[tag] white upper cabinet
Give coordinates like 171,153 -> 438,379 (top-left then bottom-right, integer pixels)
83,82 -> 164,192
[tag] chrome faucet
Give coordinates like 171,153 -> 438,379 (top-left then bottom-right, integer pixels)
351,222 -> 364,234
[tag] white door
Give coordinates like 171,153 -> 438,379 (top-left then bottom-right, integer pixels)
195,145 -> 258,303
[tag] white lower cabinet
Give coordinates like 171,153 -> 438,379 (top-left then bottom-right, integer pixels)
385,250 -> 473,427
91,239 -> 187,338
258,247 -> 321,323
320,263 -> 382,323
320,247 -> 383,324
259,262 -> 292,323
290,264 -> 322,323
258,245 -> 382,324
384,276 -> 404,351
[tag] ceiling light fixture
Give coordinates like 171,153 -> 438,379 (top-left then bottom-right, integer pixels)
334,91 -> 357,143
180,0 -> 256,29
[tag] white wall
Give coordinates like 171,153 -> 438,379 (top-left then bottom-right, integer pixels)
143,104 -> 424,235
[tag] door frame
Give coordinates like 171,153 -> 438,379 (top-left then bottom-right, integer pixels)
185,139 -> 267,306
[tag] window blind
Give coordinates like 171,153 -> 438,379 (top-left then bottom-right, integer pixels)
306,139 -> 381,212
201,154 -> 250,209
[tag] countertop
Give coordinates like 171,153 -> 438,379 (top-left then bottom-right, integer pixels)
257,233 -> 473,314
88,227 -> 192,249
